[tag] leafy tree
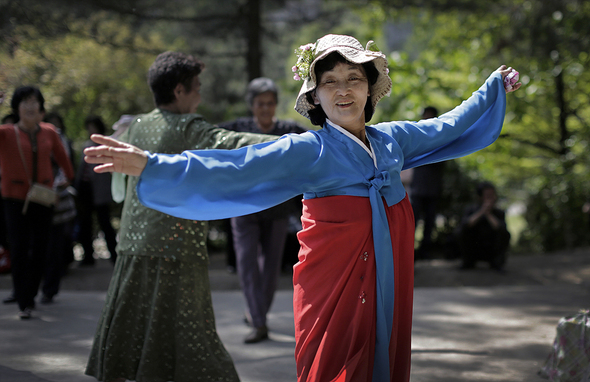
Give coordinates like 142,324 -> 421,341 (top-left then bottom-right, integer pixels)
3,0 -> 589,252
369,0 -> 590,251
0,20 -> 156,143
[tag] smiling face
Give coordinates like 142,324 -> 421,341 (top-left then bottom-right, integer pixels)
312,61 -> 370,138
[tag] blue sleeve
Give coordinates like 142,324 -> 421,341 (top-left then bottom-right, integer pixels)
136,132 -> 323,220
372,72 -> 506,169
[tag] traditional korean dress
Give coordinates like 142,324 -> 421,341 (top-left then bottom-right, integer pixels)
134,73 -> 507,382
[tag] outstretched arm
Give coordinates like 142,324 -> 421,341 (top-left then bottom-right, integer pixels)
84,134 -> 148,176
376,64 -> 521,169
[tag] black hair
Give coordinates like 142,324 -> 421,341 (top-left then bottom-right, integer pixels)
476,181 -> 496,197
148,51 -> 204,106
306,52 -> 379,126
45,112 -> 66,133
422,106 -> 438,119
10,86 -> 45,123
246,77 -> 278,108
1,113 -> 17,124
85,115 -> 107,135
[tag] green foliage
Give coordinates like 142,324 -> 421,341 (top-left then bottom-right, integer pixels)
368,1 -> 590,252
0,18 -> 155,143
519,170 -> 590,252
3,0 -> 590,253
435,160 -> 480,249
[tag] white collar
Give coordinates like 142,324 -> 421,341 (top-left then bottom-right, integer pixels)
326,119 -> 377,168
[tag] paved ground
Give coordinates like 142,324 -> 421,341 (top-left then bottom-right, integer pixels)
1,249 -> 589,382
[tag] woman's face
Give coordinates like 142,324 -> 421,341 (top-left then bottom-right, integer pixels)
312,61 -> 370,134
251,91 -> 277,128
18,95 -> 43,127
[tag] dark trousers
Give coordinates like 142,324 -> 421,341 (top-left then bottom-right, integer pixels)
42,222 -> 69,298
231,214 -> 288,328
0,192 -> 7,248
459,226 -> 511,269
77,182 -> 117,263
3,199 -> 53,311
412,195 -> 438,255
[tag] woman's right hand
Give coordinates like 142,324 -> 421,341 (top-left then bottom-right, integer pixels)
84,134 -> 148,176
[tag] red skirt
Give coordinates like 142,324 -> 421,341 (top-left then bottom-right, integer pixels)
293,195 -> 414,382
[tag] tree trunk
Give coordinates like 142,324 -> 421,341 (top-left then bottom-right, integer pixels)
555,68 -> 569,156
246,0 -> 262,81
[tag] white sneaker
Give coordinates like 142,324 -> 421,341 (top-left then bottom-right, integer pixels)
18,308 -> 32,319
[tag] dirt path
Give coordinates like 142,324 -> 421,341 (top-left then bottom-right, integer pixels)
414,247 -> 590,288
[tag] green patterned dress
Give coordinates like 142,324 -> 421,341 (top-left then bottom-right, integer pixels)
85,109 -> 275,382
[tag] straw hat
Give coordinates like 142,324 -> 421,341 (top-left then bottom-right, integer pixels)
293,34 -> 392,119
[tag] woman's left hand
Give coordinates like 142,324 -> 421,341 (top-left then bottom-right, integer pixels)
497,65 -> 522,93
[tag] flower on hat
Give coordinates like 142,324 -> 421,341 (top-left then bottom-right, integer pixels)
503,68 -> 519,91
365,40 -> 381,53
292,42 -> 316,81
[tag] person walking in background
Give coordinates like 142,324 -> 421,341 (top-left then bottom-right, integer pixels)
1,114 -> 16,125
410,106 -> 446,260
218,77 -> 307,343
457,181 -> 511,271
41,112 -> 77,303
0,95 -> 14,300
0,86 -> 74,319
84,51 -> 276,382
74,115 -> 118,266
83,34 -> 521,381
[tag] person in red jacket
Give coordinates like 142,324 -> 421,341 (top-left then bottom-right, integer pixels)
0,86 -> 75,319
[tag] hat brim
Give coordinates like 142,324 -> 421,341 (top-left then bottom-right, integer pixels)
294,44 -> 392,120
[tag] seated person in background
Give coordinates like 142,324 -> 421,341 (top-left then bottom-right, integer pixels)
457,181 -> 510,271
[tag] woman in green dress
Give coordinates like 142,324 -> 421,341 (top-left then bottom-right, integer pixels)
85,51 -> 274,382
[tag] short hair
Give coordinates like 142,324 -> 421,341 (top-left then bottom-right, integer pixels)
246,77 -> 278,108
306,52 -> 379,127
422,106 -> 438,119
45,112 -> 65,133
10,86 -> 45,123
476,181 -> 496,197
85,115 -> 107,135
148,51 -> 204,106
1,114 -> 17,124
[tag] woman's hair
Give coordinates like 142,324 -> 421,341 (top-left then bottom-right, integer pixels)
306,52 -> 379,126
476,181 -> 496,197
45,112 -> 65,133
246,77 -> 278,108
10,86 -> 45,123
148,51 -> 204,106
1,114 -> 17,124
85,115 -> 107,135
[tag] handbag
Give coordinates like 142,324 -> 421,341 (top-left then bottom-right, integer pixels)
14,124 -> 59,214
539,309 -> 590,381
25,183 -> 59,208
52,186 -> 77,225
